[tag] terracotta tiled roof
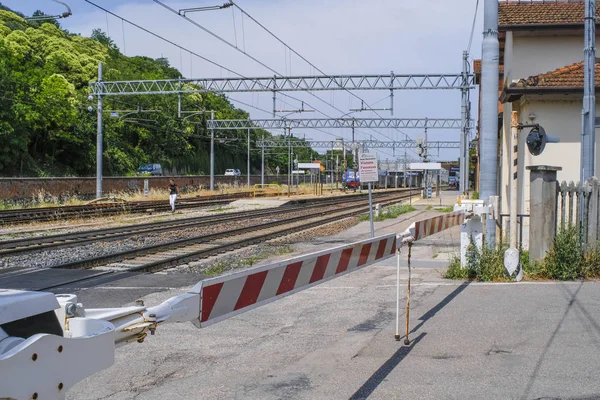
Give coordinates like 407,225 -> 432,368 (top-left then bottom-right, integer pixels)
509,61 -> 600,88
473,59 -> 504,75
499,1 -> 599,27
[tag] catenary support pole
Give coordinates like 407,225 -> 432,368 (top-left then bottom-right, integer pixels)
480,0 -> 499,245
287,127 -> 291,196
261,135 -> 265,186
581,0 -> 596,185
352,120 -> 357,191
210,110 -> 215,191
96,61 -> 103,199
247,128 -> 251,187
460,50 -> 469,194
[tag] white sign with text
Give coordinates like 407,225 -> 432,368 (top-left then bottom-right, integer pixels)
359,153 -> 379,183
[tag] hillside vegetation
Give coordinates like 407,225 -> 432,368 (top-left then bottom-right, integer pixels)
0,6 -> 319,177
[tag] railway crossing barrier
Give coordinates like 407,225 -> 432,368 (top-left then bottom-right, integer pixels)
196,234 -> 397,327
1,209 -> 473,399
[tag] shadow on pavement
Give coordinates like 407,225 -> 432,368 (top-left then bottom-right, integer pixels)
348,281 -> 471,399
409,281 -> 471,336
520,282 -> 584,400
348,332 -> 426,400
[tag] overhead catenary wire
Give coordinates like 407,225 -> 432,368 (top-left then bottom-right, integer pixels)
86,0 -> 418,161
83,0 -> 343,126
230,1 -> 421,158
467,0 -> 481,54
151,0 -> 402,148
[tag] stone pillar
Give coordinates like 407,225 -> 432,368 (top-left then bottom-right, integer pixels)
527,165 -> 562,263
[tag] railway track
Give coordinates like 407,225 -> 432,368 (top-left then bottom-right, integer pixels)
0,190 -> 418,291
0,189 -> 415,255
0,192 -> 252,225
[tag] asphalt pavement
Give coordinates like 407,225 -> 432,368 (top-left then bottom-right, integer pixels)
66,260 -> 600,400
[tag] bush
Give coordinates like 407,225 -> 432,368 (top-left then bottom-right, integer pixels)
444,242 -> 508,281
444,255 -> 474,280
541,225 -> 582,280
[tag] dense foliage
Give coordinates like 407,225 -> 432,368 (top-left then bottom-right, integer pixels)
0,6 -> 319,177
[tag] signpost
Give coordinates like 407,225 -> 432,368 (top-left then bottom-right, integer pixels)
359,153 -> 379,237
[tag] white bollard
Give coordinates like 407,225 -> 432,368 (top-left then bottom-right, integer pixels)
375,203 -> 381,217
460,215 -> 483,267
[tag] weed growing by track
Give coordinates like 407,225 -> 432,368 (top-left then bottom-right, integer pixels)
198,245 -> 294,277
435,206 -> 454,212
358,204 -> 416,222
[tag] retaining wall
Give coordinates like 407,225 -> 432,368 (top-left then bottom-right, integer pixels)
0,175 -> 292,200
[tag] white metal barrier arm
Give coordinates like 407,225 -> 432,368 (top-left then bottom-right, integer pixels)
194,233 -> 397,327
0,234 -> 398,399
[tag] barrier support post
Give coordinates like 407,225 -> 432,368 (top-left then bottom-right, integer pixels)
404,242 -> 412,346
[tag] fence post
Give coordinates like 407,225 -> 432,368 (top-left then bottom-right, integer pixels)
526,165 -> 562,263
586,177 -> 599,247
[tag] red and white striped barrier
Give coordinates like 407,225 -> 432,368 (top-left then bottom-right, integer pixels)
194,234 -> 397,327
399,210 -> 465,243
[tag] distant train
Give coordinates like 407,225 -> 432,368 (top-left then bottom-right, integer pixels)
341,169 -> 398,190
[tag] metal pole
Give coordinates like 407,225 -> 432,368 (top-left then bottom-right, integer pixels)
581,0 -> 596,185
96,61 -> 103,199
510,111 -> 519,249
287,127 -> 291,196
368,182 -> 375,238
261,135 -> 265,186
404,242 -> 412,346
247,128 -> 251,187
460,50 -> 469,194
177,79 -> 181,119
352,120 -> 357,191
394,247 -> 401,341
331,142 -> 334,190
210,110 -> 215,191
481,0 -> 500,245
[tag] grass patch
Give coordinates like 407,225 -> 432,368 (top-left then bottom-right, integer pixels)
434,206 -> 454,212
358,204 -> 416,222
204,262 -> 227,277
202,245 -> 294,277
425,205 -> 433,211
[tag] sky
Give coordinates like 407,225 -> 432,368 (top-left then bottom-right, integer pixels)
5,0 -> 483,163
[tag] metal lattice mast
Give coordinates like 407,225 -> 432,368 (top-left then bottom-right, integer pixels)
96,62 -> 103,199
460,50 -> 470,194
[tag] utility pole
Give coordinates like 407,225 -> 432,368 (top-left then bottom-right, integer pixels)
261,134 -> 265,186
581,0 -> 596,184
480,0 -> 499,245
210,110 -> 215,191
352,120 -> 357,190
404,148 -> 408,188
287,127 -> 291,196
460,50 -> 470,194
247,128 -> 251,187
96,61 -> 103,199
